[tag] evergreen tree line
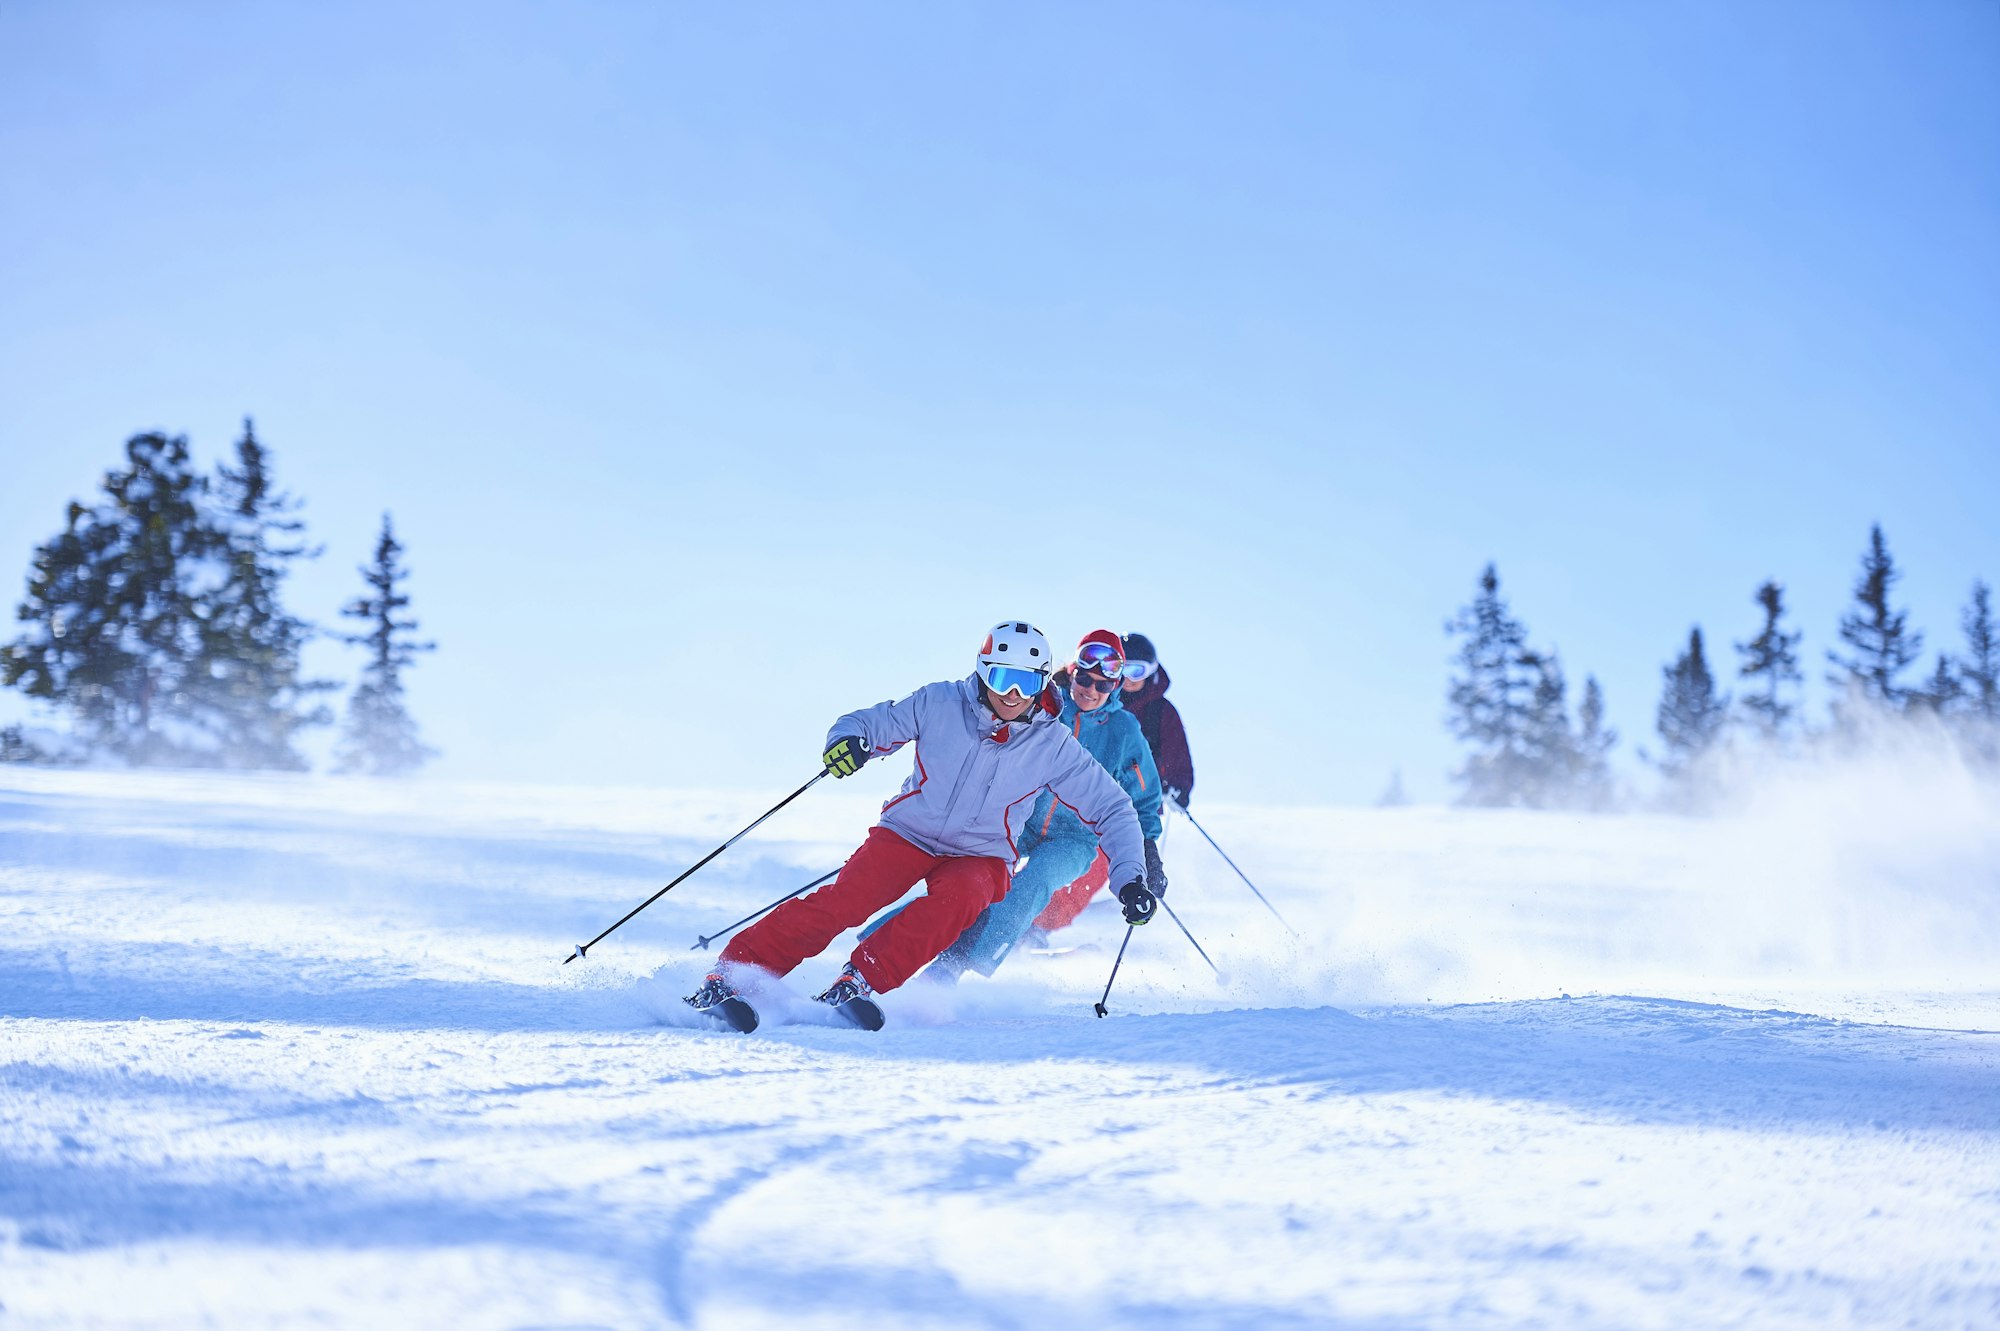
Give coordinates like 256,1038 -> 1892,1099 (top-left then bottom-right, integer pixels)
1650,524 -> 1997,802
1447,525 -> 1998,812
0,423 -> 436,775
1445,564 -> 1618,810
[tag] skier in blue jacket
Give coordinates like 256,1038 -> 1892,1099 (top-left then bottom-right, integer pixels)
926,628 -> 1167,978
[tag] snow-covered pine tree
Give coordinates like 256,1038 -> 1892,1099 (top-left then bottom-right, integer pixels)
1735,580 -> 1802,741
1446,563 -> 1536,807
1656,627 -> 1729,794
1,433 -> 222,764
333,514 -> 436,776
1573,675 -> 1618,811
1826,525 -> 1923,715
195,419 -> 337,769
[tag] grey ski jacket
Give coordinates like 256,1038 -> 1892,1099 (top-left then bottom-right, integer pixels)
827,675 -> 1147,890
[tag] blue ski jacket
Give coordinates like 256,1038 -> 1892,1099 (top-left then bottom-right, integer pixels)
1021,677 -> 1163,847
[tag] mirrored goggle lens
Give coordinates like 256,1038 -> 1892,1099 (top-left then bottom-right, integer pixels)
1119,659 -> 1157,682
1075,641 -> 1124,676
981,663 -> 1048,698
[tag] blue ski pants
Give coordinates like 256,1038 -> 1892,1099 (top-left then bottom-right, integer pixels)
933,833 -> 1102,977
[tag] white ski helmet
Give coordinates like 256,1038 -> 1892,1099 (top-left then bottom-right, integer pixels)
976,620 -> 1053,698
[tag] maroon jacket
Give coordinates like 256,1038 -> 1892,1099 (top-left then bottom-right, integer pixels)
1121,665 -> 1194,806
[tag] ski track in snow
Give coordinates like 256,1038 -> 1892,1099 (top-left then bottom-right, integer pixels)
1,767 -> 1998,1330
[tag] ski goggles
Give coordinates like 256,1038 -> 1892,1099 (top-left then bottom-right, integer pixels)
1119,658 -> 1158,683
1073,640 -> 1125,678
978,660 -> 1050,699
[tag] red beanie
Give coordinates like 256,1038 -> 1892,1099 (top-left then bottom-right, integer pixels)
1074,628 -> 1124,662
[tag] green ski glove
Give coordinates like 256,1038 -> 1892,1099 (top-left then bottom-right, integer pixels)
823,735 -> 870,778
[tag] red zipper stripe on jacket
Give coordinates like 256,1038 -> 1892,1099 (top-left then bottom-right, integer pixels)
878,744 -> 928,813
1001,785 -> 1046,862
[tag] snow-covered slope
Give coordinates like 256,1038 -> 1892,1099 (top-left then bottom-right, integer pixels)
2,764 -> 1997,1329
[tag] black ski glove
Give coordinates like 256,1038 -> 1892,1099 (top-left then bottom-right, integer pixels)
822,735 -> 870,778
1118,879 -> 1157,926
1143,837 -> 1168,899
1165,785 -> 1189,812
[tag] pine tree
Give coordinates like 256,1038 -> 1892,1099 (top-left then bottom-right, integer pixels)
1907,655 -> 1962,715
2,433 -> 222,764
334,514 -> 436,776
194,419 -> 336,768
1375,768 -> 1409,808
1446,564 -> 1535,806
1573,675 -> 1618,811
1519,649 -> 1580,808
1957,580 -> 1998,725
1827,525 -> 1923,712
1657,627 -> 1729,783
1736,580 -> 1802,739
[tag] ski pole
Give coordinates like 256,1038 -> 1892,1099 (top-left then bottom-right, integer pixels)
1169,801 -> 1298,935
691,868 -> 840,951
1158,898 -> 1220,977
1093,925 -> 1136,1018
563,769 -> 831,964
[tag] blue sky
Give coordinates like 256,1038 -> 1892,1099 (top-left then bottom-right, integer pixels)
3,1 -> 1996,805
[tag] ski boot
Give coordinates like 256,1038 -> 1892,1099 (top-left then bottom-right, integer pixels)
685,971 -> 758,1033
814,964 -> 886,1031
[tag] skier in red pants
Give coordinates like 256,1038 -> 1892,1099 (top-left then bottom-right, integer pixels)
686,620 -> 1157,1030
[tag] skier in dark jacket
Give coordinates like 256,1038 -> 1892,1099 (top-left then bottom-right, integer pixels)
1116,631 -> 1194,809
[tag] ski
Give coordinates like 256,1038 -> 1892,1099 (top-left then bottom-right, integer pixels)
683,971 -> 762,1032
812,965 -> 886,1031
827,994 -> 886,1031
680,986 -> 884,1034
688,993 -> 760,1033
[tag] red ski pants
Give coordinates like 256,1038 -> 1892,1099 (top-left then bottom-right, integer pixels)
1031,849 -> 1111,933
719,826 -> 1011,993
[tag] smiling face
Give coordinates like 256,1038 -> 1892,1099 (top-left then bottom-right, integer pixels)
1069,633 -> 1126,712
1069,666 -> 1119,712
982,684 -> 1035,722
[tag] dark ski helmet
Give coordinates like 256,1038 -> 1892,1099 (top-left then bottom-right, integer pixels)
1120,631 -> 1161,683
